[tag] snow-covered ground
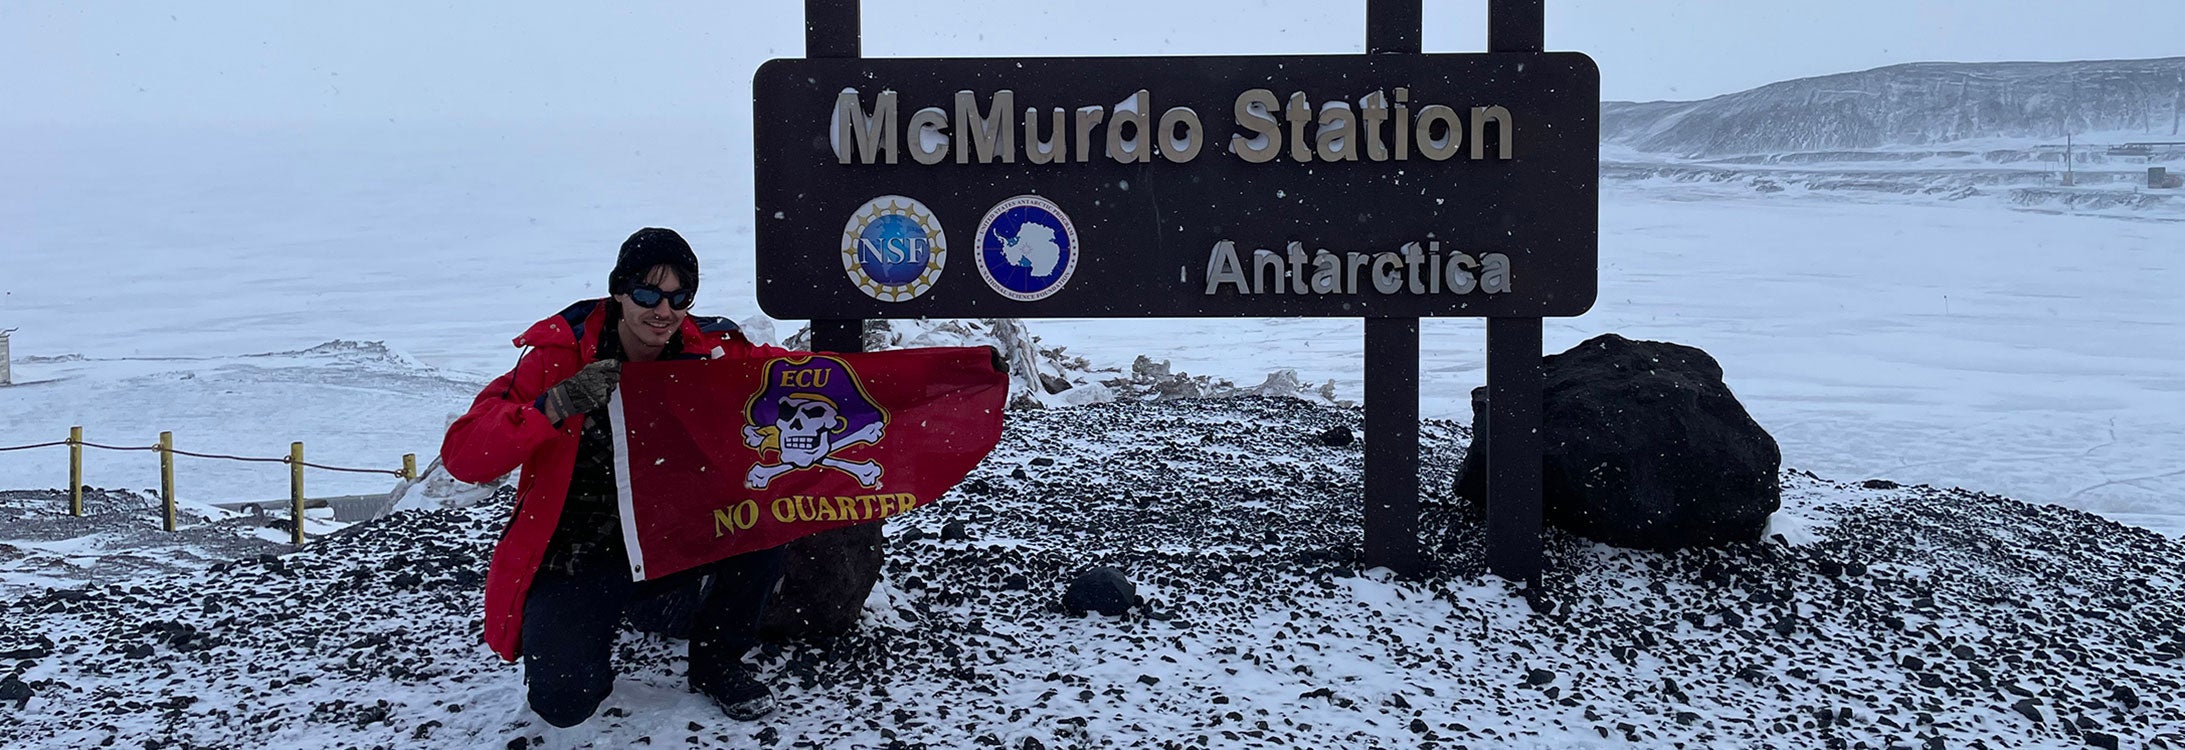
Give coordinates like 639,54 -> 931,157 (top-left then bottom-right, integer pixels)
4,122 -> 2180,536
4,399 -> 2180,748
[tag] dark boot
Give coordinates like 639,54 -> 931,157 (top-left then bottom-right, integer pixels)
686,547 -> 788,721
692,662 -> 776,721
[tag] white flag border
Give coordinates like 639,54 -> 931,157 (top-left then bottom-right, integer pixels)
608,389 -> 650,581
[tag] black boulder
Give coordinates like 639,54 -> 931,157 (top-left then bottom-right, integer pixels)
1452,334 -> 1781,550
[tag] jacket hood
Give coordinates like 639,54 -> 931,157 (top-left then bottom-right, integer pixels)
512,300 -> 604,351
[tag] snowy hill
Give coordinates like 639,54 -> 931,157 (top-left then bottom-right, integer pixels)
1603,57 -> 2185,156
4,398 -> 2179,748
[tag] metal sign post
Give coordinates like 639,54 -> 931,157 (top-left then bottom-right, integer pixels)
808,0 -> 865,357
772,0 -> 1588,585
1483,0 -> 1548,586
1363,0 -> 1425,579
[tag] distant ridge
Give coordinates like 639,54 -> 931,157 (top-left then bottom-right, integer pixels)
1603,57 -> 2185,157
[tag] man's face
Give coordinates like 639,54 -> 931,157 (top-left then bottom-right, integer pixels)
616,265 -> 690,350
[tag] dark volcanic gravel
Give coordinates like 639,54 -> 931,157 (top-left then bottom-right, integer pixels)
1,396 -> 2179,748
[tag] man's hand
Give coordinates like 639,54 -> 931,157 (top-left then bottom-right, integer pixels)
541,360 -> 623,422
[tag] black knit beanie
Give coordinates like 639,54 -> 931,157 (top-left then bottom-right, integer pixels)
609,227 -> 700,295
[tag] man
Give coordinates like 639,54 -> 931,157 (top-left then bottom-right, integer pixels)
441,227 -> 792,727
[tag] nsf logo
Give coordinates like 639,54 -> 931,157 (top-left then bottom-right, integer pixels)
841,195 -> 947,302
975,195 -> 1078,302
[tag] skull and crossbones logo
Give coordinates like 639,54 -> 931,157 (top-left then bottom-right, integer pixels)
742,357 -> 888,489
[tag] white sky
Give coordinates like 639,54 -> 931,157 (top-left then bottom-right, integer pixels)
3,0 -> 2181,125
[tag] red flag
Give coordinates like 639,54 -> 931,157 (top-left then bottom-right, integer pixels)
608,347 -> 1007,580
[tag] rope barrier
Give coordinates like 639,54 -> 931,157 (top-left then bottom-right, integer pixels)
0,439 -> 405,476
79,442 -> 158,452
11,429 -> 419,546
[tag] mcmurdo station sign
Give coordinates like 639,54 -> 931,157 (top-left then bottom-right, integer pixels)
755,53 -> 1597,319
758,0 -> 1596,585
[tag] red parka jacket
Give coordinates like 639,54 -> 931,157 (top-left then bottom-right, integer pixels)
441,299 -> 788,661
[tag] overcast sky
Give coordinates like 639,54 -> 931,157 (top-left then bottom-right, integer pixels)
3,0 -> 2181,126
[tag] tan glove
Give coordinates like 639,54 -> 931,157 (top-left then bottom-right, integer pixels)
541,360 -> 622,422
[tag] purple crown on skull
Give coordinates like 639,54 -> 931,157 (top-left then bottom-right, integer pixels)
748,356 -> 887,451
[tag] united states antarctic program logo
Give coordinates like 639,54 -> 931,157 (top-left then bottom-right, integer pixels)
975,195 -> 1078,302
842,195 -> 947,302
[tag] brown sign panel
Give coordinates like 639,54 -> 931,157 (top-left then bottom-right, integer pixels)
754,52 -> 1598,319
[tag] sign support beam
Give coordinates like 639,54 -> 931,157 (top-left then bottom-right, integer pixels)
808,0 -> 864,356
1361,0 -> 1425,579
1485,0 -> 1548,587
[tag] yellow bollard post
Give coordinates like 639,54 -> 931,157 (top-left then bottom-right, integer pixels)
290,442 -> 306,548
159,431 -> 176,532
402,453 -> 418,482
69,426 -> 83,517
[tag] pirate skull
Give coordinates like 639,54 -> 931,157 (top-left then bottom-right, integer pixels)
774,393 -> 844,467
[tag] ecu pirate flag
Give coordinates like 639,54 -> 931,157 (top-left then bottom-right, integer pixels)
607,347 -> 1007,580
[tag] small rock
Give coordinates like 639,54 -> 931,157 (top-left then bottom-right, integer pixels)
2083,731 -> 2118,750
353,704 -> 389,727
1029,457 -> 1056,467
0,675 -> 33,709
941,520 -> 970,541
1002,573 -> 1029,591
2111,685 -> 2140,710
1525,669 -> 1555,686
1316,426 -> 1354,447
2012,698 -> 2043,724
1137,675 -> 1159,686
1862,479 -> 1901,490
1062,567 -> 1135,617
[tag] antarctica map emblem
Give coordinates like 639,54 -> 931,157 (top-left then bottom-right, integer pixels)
974,195 -> 1078,302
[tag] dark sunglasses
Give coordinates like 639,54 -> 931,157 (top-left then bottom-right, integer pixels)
628,284 -> 695,310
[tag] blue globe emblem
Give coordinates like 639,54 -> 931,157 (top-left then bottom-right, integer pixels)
975,196 -> 1079,302
839,195 -> 946,302
856,214 -> 931,286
